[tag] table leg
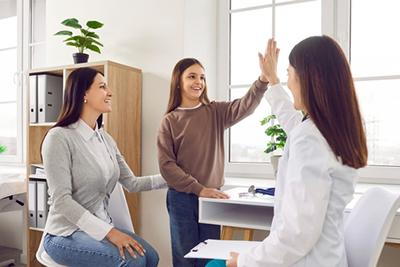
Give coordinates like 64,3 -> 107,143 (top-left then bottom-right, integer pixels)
221,226 -> 234,240
221,226 -> 254,241
243,229 -> 254,241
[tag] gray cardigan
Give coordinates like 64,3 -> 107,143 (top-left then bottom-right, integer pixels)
41,124 -> 166,238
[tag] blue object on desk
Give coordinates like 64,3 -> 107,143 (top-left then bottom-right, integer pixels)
206,259 -> 226,267
248,185 -> 275,196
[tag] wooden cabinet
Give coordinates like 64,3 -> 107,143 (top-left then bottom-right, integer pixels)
26,61 -> 142,266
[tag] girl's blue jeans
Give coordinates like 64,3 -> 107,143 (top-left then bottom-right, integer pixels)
167,188 -> 220,267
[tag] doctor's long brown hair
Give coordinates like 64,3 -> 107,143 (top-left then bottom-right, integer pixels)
166,58 -> 210,114
289,35 -> 368,169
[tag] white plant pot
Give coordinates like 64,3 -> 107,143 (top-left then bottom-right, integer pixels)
270,155 -> 282,178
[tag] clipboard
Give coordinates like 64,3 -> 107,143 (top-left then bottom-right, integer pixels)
184,239 -> 261,260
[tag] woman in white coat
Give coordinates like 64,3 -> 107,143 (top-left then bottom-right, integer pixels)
227,37 -> 368,267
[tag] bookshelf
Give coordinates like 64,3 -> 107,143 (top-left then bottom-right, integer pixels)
26,61 -> 142,266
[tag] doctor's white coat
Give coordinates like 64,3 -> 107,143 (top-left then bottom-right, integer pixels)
237,84 -> 357,267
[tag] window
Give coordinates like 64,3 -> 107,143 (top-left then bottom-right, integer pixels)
0,0 -> 19,161
351,0 -> 400,167
221,0 -> 400,180
0,0 -> 46,164
228,0 -> 321,165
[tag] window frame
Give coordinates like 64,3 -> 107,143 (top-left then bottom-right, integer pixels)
0,0 -> 25,164
28,0 -> 46,69
218,0 -> 400,182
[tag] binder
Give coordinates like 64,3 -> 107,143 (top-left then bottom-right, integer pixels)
37,74 -> 63,123
36,180 -> 49,228
29,75 -> 38,123
28,180 -> 37,227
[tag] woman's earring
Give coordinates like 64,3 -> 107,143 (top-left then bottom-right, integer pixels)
84,99 -> 87,103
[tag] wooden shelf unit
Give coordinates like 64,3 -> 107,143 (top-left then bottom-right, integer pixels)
26,61 -> 142,266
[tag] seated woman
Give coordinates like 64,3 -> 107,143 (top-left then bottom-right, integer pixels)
209,36 -> 367,267
41,67 -> 167,267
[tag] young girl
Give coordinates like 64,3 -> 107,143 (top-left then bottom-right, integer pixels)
41,67 -> 166,267
225,37 -> 368,267
157,58 -> 269,266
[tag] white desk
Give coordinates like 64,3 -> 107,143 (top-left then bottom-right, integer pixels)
0,174 -> 25,199
199,183 -> 400,244
199,187 -> 274,231
0,168 -> 26,211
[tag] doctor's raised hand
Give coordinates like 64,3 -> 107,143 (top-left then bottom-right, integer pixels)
258,38 -> 280,85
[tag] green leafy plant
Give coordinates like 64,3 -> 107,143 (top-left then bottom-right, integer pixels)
54,18 -> 104,54
0,144 -> 7,154
261,114 -> 287,154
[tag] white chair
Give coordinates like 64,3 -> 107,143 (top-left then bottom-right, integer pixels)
344,187 -> 400,267
36,183 -> 134,266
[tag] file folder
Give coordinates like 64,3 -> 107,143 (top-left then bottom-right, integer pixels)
36,180 -> 48,229
37,74 -> 63,123
29,75 -> 38,123
28,180 -> 37,227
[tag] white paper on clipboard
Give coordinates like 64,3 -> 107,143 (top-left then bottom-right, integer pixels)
184,239 -> 261,260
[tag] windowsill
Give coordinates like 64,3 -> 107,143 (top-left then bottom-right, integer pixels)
225,163 -> 400,185
224,177 -> 400,195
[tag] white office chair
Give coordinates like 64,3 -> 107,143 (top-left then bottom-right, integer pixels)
344,187 -> 400,267
36,183 -> 134,266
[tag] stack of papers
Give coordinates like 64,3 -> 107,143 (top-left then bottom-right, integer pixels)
185,239 -> 261,260
29,164 -> 46,179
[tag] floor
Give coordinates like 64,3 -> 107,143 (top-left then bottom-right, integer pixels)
0,246 -> 25,267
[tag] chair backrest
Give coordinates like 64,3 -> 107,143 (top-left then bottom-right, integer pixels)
108,183 -> 135,233
36,183 -> 134,266
344,187 -> 400,267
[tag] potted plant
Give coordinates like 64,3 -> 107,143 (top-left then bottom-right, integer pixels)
54,18 -> 104,64
260,114 -> 287,177
0,145 -> 7,154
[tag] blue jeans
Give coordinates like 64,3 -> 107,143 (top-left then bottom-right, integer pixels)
44,228 -> 159,267
167,188 -> 220,267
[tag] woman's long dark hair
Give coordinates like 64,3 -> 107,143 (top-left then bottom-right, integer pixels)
289,35 -> 368,169
54,67 -> 103,128
40,68 -> 103,155
166,58 -> 210,114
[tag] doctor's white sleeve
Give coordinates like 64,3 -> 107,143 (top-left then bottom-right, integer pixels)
264,83 -> 304,135
237,133 -> 333,267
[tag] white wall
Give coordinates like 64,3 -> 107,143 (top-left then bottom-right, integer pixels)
0,210 -> 23,248
183,0 -> 217,99
45,1 -> 217,266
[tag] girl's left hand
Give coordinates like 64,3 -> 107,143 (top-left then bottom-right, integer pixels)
199,187 -> 229,199
226,252 -> 239,267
